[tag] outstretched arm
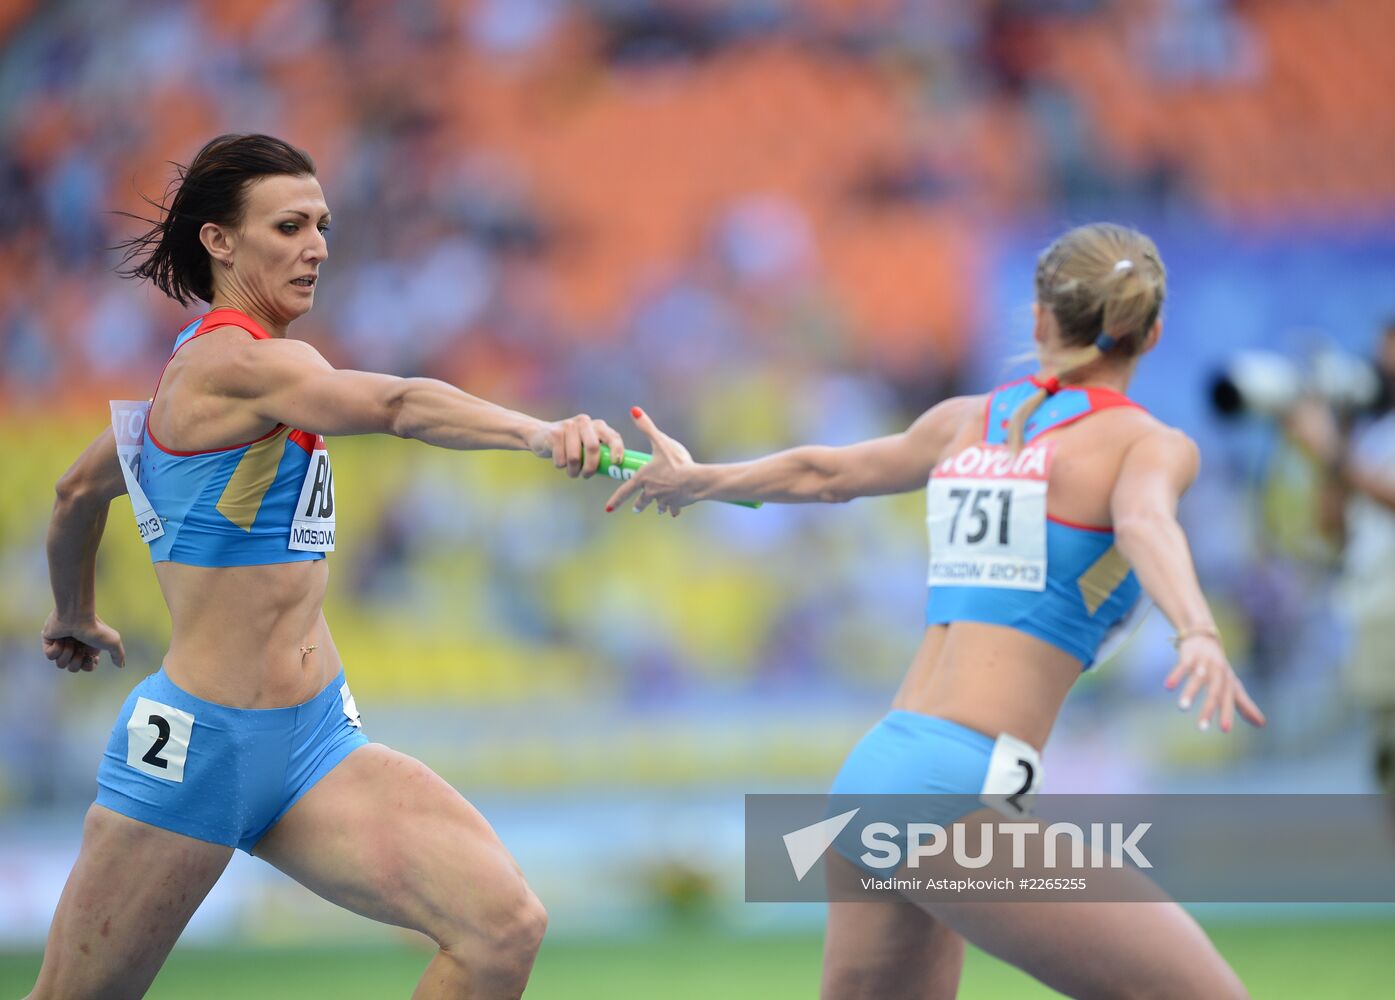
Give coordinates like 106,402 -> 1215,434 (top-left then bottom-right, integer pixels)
219,336 -> 624,477
1110,428 -> 1265,732
605,396 -> 982,513
43,428 -> 128,672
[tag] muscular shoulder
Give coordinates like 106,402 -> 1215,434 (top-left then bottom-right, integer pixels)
184,330 -> 328,401
945,393 -> 991,428
1091,403 -> 1189,451
910,393 -> 989,453
920,393 -> 987,437
1118,419 -> 1201,485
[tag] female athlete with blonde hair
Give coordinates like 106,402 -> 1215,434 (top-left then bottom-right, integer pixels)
606,222 -> 1265,998
32,133 -> 625,1000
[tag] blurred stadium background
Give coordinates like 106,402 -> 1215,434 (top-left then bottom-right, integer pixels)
2,0 -> 1395,996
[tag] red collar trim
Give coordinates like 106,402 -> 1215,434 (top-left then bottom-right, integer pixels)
197,307 -> 273,340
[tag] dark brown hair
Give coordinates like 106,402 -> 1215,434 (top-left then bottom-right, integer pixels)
116,134 -> 316,306
1007,223 -> 1167,451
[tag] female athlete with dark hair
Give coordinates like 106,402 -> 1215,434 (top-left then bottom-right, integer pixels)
606,222 -> 1265,998
31,133 -> 625,1000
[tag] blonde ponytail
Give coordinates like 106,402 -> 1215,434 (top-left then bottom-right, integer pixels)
1006,345 -> 1105,453
1005,379 -> 1055,455
1099,260 -> 1159,348
1008,224 -> 1167,453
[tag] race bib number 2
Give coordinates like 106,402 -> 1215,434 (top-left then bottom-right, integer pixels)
979,731 -> 1043,818
126,696 -> 194,782
109,400 -> 165,544
927,442 -> 1051,592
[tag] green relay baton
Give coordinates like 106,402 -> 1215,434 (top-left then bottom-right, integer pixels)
588,448 -> 763,509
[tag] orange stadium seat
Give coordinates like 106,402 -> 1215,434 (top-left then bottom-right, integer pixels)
1038,0 -> 1395,218
0,0 -> 35,44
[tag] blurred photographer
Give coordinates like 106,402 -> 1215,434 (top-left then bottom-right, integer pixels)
1287,320 -> 1395,798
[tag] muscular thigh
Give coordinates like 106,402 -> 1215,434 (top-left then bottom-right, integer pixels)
876,810 -> 1247,999
31,805 -> 232,1000
927,897 -> 1246,1000
251,743 -> 531,944
823,857 -> 964,1000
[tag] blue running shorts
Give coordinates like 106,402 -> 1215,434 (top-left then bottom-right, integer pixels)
828,711 -> 1041,872
95,668 -> 368,852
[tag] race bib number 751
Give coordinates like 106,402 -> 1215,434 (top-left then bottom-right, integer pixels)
926,442 -> 1051,592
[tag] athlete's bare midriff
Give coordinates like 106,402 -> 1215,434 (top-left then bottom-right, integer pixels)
154,559 -> 340,708
147,329 -> 341,709
892,396 -> 1162,750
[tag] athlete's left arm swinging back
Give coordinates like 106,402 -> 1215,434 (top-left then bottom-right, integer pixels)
42,428 -> 129,672
1110,428 -> 1265,733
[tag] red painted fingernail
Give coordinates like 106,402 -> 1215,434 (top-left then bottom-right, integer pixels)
605,505 -> 614,513
631,406 -> 643,419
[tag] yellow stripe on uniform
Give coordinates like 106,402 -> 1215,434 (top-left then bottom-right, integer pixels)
216,428 -> 290,530
1077,545 -> 1131,615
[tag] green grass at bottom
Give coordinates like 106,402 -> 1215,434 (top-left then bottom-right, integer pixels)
2,917 -> 1392,999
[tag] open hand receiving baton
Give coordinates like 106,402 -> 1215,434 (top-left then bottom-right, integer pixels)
598,407 -> 761,515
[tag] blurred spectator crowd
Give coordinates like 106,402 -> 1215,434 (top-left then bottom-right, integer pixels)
3,0 -> 1395,807
2,0 -> 1393,413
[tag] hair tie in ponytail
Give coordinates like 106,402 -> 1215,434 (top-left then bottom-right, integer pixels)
1095,333 -> 1118,353
1029,374 -> 1062,395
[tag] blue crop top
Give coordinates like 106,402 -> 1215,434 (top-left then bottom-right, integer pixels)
923,379 -> 1144,669
120,308 -> 336,568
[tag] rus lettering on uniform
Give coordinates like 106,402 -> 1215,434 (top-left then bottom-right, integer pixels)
304,456 -> 334,518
